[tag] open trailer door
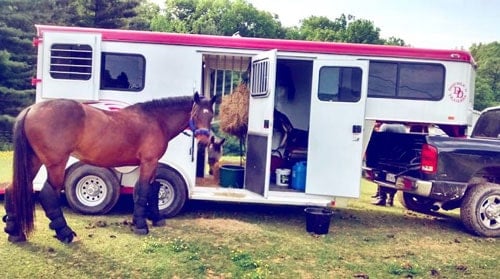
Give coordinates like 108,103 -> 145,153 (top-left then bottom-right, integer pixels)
244,50 -> 277,196
306,60 -> 369,198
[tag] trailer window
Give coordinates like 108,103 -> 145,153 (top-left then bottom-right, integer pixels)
318,66 -> 362,102
50,44 -> 92,80
100,53 -> 145,91
368,61 -> 445,100
251,59 -> 270,97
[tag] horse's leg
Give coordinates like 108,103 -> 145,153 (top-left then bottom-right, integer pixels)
132,160 -> 158,235
147,181 -> 166,227
3,156 -> 41,242
3,187 -> 27,242
39,164 -> 76,243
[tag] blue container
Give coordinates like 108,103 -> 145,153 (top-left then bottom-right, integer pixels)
291,161 -> 307,191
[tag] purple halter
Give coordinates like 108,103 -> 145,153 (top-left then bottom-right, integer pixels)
189,118 -> 210,137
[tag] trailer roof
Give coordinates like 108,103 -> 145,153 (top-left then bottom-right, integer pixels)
36,25 -> 475,64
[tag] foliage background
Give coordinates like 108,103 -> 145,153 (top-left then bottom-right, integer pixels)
0,0 -> 498,151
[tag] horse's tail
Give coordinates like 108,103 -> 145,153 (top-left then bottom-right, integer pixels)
11,107 -> 35,236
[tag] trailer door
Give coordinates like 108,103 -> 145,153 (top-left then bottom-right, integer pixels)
306,60 -> 368,197
39,32 -> 101,100
245,50 -> 277,196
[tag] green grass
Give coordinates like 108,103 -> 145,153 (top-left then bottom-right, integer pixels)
0,151 -> 12,184
0,151 -> 497,278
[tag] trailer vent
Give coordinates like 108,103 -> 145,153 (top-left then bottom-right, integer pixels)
251,59 -> 270,97
50,44 -> 93,80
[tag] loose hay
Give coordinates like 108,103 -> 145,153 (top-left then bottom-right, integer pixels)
219,83 -> 249,138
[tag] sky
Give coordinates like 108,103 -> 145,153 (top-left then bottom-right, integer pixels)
248,0 -> 499,49
150,0 -> 499,50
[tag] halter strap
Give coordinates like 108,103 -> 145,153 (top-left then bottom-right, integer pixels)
189,118 -> 210,137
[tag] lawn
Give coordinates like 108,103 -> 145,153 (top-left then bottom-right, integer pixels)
0,151 -> 497,278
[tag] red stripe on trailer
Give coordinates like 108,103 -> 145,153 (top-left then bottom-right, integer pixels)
35,25 -> 475,64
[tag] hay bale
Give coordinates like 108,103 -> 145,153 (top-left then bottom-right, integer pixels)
219,83 -> 249,138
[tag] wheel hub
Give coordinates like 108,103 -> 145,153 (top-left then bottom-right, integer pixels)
480,195 -> 500,228
484,201 -> 499,220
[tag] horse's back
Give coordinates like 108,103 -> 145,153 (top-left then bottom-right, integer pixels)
23,99 -> 86,159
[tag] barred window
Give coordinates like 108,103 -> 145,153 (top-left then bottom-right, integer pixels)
50,44 -> 92,80
251,59 -> 270,97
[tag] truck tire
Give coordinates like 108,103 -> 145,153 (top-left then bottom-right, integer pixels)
155,165 -> 188,218
398,192 -> 436,213
64,163 -> 121,215
460,182 -> 500,237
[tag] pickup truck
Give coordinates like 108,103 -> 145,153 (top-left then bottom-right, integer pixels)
363,106 -> 500,237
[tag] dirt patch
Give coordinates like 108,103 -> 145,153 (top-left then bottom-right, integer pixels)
192,217 -> 262,234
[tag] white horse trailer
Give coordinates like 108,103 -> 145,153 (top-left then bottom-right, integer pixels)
31,25 -> 476,216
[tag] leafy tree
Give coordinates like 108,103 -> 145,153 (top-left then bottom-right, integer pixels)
152,0 -> 285,38
470,42 -> 500,110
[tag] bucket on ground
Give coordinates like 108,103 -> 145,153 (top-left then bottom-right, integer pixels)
304,207 -> 333,235
291,161 -> 307,191
275,168 -> 291,187
219,165 -> 244,188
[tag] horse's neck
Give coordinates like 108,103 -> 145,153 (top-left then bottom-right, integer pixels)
155,107 -> 191,139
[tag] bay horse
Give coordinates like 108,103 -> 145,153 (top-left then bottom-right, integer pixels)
3,92 -> 215,243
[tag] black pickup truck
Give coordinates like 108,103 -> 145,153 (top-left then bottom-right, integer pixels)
363,106 -> 500,237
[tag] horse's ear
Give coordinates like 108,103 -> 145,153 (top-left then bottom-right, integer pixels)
210,95 -> 217,106
194,92 -> 201,104
220,138 -> 226,145
210,135 -> 215,143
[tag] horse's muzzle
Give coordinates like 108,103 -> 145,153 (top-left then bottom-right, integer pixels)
196,134 -> 210,145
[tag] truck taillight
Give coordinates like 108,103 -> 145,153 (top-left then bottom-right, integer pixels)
421,144 -> 438,174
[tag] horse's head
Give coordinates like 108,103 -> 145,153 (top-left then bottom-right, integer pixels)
208,136 -> 225,164
190,92 -> 216,145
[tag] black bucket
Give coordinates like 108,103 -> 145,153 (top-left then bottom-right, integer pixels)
304,207 -> 333,234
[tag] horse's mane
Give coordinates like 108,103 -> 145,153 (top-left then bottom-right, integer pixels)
132,95 -> 193,112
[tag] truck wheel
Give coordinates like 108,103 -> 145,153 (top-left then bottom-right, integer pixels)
64,163 -> 121,215
398,192 -> 436,213
154,165 -> 188,218
460,182 -> 500,237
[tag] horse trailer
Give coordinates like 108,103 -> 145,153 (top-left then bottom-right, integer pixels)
30,25 -> 476,216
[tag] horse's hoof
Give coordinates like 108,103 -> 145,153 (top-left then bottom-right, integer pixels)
133,227 -> 149,235
8,234 -> 27,243
152,219 -> 166,227
55,228 -> 77,243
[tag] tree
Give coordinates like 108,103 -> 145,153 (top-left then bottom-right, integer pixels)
151,0 -> 285,38
470,42 -> 500,110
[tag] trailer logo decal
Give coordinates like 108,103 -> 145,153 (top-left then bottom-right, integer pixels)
448,82 -> 467,103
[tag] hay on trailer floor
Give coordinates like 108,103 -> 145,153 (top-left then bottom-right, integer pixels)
219,83 -> 249,138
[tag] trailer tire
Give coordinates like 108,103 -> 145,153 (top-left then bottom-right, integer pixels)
398,192 -> 436,213
460,182 -> 500,237
154,165 -> 187,218
64,163 -> 121,215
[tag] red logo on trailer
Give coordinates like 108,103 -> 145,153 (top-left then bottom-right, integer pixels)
448,82 -> 467,103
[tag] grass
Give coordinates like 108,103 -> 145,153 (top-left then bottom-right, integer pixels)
0,151 -> 12,184
0,151 -> 498,278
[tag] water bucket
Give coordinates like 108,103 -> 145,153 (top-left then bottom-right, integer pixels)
304,207 -> 333,235
219,165 -> 244,188
291,161 -> 307,191
275,168 -> 291,187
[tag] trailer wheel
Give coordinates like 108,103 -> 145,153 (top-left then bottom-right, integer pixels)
460,182 -> 500,237
64,163 -> 121,215
398,192 -> 436,213
154,166 -> 187,218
